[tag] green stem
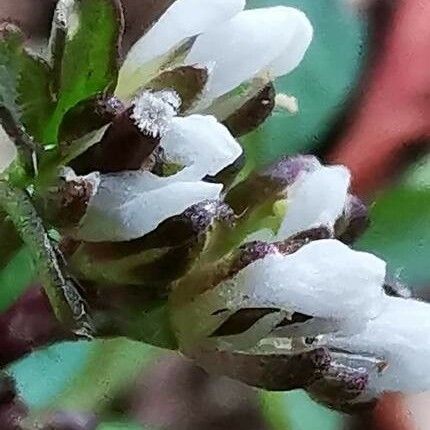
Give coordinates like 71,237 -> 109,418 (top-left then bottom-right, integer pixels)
0,180 -> 92,335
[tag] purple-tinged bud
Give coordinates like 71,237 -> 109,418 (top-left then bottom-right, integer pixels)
182,200 -> 235,235
307,352 -> 383,413
38,170 -> 100,230
195,347 -> 332,391
71,90 -> 180,174
0,287 -> 73,367
59,94 -> 124,143
231,241 -> 279,275
226,155 -> 320,214
261,155 -> 321,187
275,227 -> 333,256
336,194 -> 370,244
69,200 -> 234,289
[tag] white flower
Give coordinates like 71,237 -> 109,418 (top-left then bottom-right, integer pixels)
244,157 -> 352,243
76,170 -> 223,242
185,6 -> 313,104
171,239 -> 387,351
322,296 -> 430,397
76,106 -> 242,241
276,163 -> 351,240
36,0 -> 313,242
116,0 -> 313,104
160,114 -> 243,181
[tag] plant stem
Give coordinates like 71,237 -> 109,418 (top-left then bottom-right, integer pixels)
0,181 -> 93,334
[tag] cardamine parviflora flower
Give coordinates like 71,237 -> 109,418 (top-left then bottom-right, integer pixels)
0,0 -> 428,417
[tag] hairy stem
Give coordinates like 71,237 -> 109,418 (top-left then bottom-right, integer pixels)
0,181 -> 92,334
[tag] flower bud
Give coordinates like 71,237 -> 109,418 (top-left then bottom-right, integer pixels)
59,94 -> 124,144
38,169 -> 100,230
194,347 -> 332,391
336,194 -> 370,244
71,90 -> 179,174
69,200 -> 234,290
226,155 -> 320,214
170,238 -> 386,356
307,351 -> 383,413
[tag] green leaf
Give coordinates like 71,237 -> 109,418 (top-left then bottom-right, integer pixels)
44,0 -> 123,145
357,187 -> 430,286
260,391 -> 291,430
0,24 -> 53,142
260,391 -> 341,430
0,212 -> 22,271
243,0 -> 365,166
0,246 -> 35,312
52,339 -> 159,412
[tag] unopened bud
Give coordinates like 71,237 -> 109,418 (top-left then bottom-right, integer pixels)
226,155 -> 320,214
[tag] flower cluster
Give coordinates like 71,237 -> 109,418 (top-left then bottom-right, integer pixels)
169,155 -> 430,411
0,0 -> 428,416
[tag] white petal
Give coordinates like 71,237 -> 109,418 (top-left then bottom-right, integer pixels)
76,171 -> 223,242
277,165 -> 351,240
186,7 -> 313,102
268,10 -> 313,76
161,114 -> 243,181
325,297 -> 430,395
118,0 -> 245,98
0,126 -> 16,174
173,239 -> 386,347
224,239 -> 386,320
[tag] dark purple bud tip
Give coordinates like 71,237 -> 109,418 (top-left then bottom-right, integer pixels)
54,175 -> 98,228
59,95 -> 125,143
39,411 -> 98,430
309,367 -> 368,399
275,227 -> 333,256
307,351 -> 381,412
196,347 -> 332,392
226,155 -> 319,214
262,155 -> 320,188
230,241 -> 278,276
336,194 -> 370,244
71,96 -> 163,174
183,200 -> 235,234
